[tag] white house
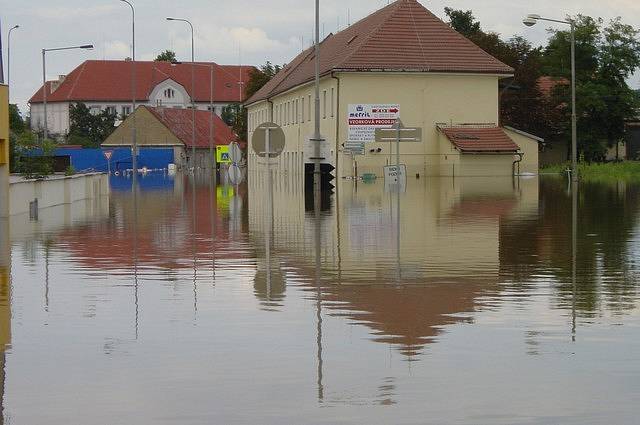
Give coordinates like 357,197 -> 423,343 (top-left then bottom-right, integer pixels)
29,59 -> 254,137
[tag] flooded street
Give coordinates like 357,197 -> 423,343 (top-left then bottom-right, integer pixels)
2,173 -> 640,424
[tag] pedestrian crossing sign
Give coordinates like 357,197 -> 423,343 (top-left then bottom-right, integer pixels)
216,146 -> 231,163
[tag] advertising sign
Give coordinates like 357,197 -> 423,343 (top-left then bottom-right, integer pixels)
348,104 -> 400,143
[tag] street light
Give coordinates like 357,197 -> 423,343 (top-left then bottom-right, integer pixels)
173,60 -> 217,172
119,0 -> 137,178
523,13 -> 578,182
42,44 -> 93,140
166,17 -> 196,172
7,25 -> 19,90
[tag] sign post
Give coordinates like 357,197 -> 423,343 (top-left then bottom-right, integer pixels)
103,150 -> 114,175
375,119 -> 421,187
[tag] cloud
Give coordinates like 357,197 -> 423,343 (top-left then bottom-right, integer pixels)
103,41 -> 131,60
31,4 -> 120,21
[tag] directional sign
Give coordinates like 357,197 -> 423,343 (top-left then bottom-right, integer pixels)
375,120 -> 422,143
344,140 -> 365,155
229,142 -> 242,163
252,122 -> 285,158
103,150 -> 113,161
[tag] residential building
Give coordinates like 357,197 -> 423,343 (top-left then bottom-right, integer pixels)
245,0 -> 540,177
102,105 -> 240,169
29,60 -> 254,137
1,83 -> 9,218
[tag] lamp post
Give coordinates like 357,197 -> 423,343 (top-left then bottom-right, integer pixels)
41,44 -> 93,140
119,0 -> 137,178
7,25 -> 19,90
167,17 -> 196,172
524,14 -> 578,182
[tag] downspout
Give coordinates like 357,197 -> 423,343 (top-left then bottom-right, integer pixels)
512,152 -> 524,176
331,72 -> 340,180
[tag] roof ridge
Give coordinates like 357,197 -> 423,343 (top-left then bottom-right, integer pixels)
335,0 -> 406,70
65,60 -> 88,101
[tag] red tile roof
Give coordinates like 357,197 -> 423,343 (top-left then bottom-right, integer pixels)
29,60 -> 254,104
439,125 -> 520,153
537,76 -> 569,97
145,106 -> 240,148
247,0 -> 513,105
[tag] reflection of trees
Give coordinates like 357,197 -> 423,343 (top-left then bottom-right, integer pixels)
500,178 -> 640,316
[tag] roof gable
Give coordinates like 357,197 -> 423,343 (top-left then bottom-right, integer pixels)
247,0 -> 513,104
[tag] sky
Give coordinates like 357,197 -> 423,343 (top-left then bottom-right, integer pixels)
3,0 -> 640,114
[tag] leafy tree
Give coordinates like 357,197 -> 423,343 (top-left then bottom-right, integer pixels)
222,103 -> 247,142
155,50 -> 177,62
245,61 -> 282,99
9,104 -> 24,133
543,16 -> 640,161
68,103 -> 117,148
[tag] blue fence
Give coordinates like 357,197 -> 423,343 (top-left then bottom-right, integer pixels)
28,147 -> 175,172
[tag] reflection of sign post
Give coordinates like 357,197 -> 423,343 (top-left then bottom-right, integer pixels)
103,150 -> 113,175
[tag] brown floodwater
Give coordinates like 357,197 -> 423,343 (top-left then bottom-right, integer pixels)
1,171 -> 640,424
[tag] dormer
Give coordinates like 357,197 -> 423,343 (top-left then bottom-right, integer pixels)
149,78 -> 190,107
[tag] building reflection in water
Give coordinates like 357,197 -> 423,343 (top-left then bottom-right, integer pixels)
0,216 -> 10,425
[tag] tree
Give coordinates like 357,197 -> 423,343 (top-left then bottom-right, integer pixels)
9,104 -> 25,133
68,103 -> 118,148
543,16 -> 640,161
245,61 -> 282,99
445,9 -> 552,139
222,103 -> 247,142
155,50 -> 177,62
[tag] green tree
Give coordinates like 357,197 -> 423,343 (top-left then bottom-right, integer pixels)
222,103 -> 247,142
155,50 -> 177,62
68,103 -> 117,148
245,61 -> 282,99
9,104 -> 25,133
543,16 -> 640,161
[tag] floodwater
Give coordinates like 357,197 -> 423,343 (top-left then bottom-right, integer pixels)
2,171 -> 640,424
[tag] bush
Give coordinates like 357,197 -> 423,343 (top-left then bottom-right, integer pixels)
64,165 -> 76,176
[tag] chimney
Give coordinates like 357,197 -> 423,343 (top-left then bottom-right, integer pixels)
50,74 -> 66,93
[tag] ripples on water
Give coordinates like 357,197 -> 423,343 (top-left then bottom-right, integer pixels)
1,172 -> 639,424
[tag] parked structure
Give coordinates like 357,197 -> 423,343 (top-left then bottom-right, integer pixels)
102,105 -> 240,169
29,60 -> 253,137
245,0 -> 540,177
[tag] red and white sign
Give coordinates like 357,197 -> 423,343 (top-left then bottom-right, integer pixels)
103,150 -> 113,161
348,104 -> 400,142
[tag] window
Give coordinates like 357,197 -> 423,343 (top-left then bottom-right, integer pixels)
164,88 -> 175,98
323,90 -> 327,119
121,106 -> 131,117
308,95 -> 311,121
295,99 -> 299,124
330,88 -> 334,118
301,97 -> 305,123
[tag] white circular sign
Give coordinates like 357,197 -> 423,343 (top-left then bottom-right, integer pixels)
251,122 -> 285,158
229,142 -> 242,164
228,163 -> 243,185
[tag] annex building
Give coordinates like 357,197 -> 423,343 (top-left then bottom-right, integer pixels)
245,0 -> 540,177
102,105 -> 239,170
29,60 -> 253,137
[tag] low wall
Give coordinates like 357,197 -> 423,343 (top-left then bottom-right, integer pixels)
9,173 -> 109,216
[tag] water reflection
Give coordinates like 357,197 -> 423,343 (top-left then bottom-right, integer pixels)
4,171 -> 640,423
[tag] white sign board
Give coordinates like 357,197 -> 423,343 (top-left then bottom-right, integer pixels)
384,164 -> 406,184
303,136 -> 332,164
229,142 -> 242,164
348,104 -> 400,143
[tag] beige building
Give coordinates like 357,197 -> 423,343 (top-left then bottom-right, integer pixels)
245,0 -> 540,178
1,84 -> 8,218
102,105 -> 239,169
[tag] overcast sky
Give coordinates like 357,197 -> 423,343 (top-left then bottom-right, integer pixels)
3,0 -> 640,114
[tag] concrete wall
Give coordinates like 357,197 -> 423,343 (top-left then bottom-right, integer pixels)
504,128 -> 540,174
9,173 -> 109,216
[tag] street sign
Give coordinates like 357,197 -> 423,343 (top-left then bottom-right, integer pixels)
216,146 -> 231,163
228,163 -> 244,185
229,142 -> 242,163
375,120 -> 422,143
252,122 -> 285,158
348,104 -> 400,142
344,140 -> 365,155
103,150 -> 113,161
384,164 -> 406,183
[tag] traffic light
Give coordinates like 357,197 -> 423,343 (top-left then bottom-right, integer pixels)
304,162 -> 335,211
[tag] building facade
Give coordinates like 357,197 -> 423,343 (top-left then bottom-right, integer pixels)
102,105 -> 239,170
29,60 -> 253,137
246,0 -> 540,177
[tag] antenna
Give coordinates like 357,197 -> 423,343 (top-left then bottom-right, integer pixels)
348,8 -> 351,26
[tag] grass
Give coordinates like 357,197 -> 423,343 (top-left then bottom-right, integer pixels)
541,161 -> 640,182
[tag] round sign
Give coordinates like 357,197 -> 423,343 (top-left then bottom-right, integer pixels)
228,163 -> 244,185
229,142 -> 242,163
251,122 -> 285,158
